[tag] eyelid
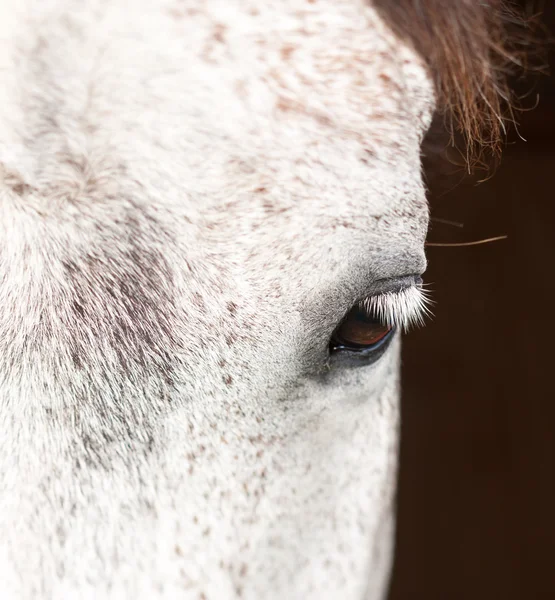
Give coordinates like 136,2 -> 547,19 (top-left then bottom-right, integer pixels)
369,274 -> 424,296
328,325 -> 396,368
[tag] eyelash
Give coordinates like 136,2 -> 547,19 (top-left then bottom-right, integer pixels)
359,284 -> 433,331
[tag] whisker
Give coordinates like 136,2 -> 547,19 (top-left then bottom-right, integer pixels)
426,235 -> 508,247
430,217 -> 465,228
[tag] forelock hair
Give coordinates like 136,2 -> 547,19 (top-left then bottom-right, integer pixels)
373,0 -> 542,167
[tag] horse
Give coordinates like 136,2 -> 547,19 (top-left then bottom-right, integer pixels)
0,1 -> 524,598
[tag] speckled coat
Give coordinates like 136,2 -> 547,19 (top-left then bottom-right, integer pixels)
0,1 -> 436,598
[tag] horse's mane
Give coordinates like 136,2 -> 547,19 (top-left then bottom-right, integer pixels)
373,0 -> 540,166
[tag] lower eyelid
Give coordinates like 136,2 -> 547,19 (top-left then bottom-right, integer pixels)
328,327 -> 396,368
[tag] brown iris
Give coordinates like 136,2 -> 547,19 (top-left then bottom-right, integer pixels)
331,305 -> 392,350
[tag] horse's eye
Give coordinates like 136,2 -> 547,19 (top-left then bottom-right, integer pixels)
330,305 -> 393,353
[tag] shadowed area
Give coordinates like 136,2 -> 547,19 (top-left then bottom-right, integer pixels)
390,4 -> 555,597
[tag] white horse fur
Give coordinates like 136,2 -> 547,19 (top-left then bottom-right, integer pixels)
0,0 -> 438,598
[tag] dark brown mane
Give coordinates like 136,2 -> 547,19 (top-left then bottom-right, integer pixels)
373,0 -> 540,166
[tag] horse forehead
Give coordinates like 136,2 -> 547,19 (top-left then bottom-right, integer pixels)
1,0 -> 433,209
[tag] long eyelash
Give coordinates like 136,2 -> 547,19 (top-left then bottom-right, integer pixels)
359,285 -> 433,331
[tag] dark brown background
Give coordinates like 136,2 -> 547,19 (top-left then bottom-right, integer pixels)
389,5 -> 555,599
